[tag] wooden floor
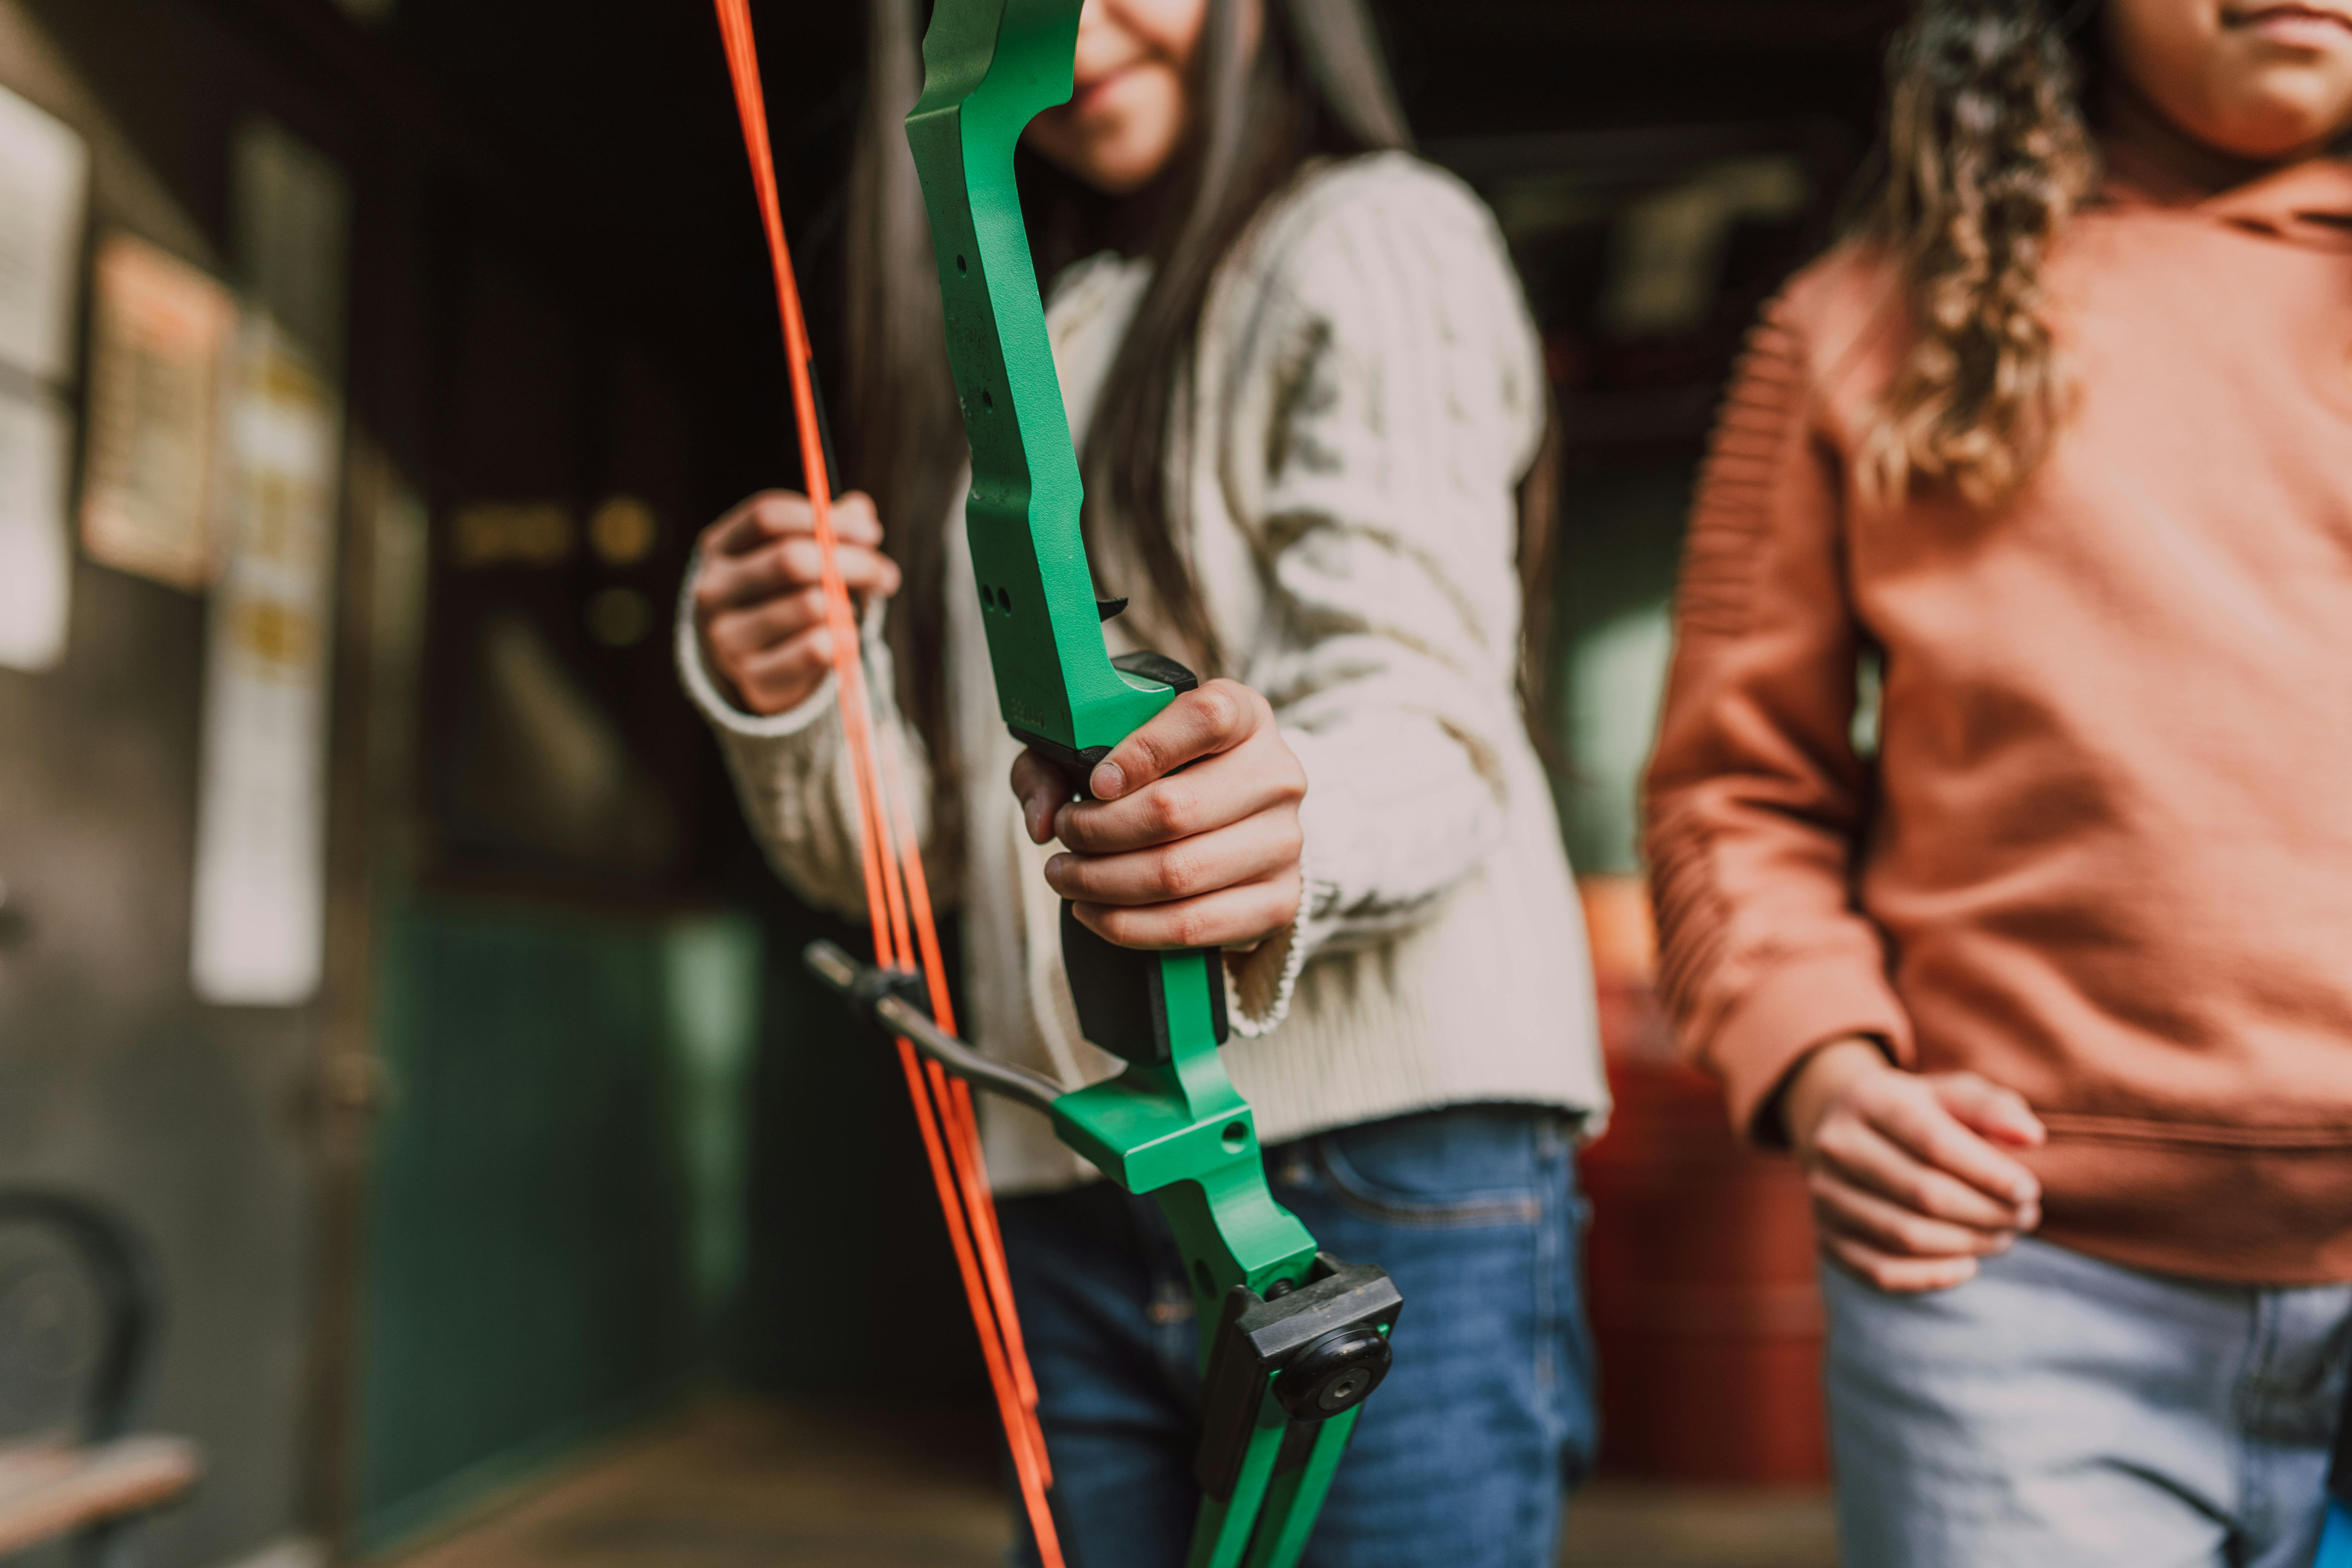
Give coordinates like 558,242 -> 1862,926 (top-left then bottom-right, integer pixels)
1561,1485 -> 1838,1568
383,1400 -> 1837,1568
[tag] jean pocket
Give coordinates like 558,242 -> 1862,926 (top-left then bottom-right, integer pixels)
1305,1108 -> 1552,1229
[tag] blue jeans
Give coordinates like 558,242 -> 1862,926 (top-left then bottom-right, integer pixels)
996,1105 -> 1596,1568
1823,1235 -> 2352,1567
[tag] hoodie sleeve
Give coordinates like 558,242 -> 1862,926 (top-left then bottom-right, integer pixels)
1642,292 -> 1914,1141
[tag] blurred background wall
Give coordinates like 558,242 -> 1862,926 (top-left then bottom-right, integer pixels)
0,3 -> 1903,1564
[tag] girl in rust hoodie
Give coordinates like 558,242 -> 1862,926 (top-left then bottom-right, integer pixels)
1646,0 -> 2352,1560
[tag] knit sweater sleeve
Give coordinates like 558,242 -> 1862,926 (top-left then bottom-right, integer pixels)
1229,158 -> 1550,968
1641,291 -> 1913,1141
673,568 -> 938,920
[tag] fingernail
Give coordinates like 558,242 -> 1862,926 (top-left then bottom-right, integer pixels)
1091,760 -> 1125,799
2019,1203 -> 2042,1231
1044,853 -> 1067,890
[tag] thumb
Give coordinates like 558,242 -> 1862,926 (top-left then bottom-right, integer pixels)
1933,1073 -> 2047,1149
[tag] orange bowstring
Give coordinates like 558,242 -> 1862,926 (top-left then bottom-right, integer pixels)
711,6 -> 1060,1562
875,719 -> 1047,1425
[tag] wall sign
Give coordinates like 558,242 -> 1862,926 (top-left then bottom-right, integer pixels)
0,83 -> 88,383
81,234 -> 239,590
0,85 -> 88,673
190,122 -> 349,1007
0,389 -> 72,670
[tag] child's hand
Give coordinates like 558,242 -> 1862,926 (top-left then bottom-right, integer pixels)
1011,680 -> 1307,951
692,490 -> 901,716
1782,1037 -> 2046,1294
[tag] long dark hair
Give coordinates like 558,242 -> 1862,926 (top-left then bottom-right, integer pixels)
846,0 -> 1555,851
1856,0 -> 2099,508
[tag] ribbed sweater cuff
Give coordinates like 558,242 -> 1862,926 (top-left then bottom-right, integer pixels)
1707,948 -> 1913,1145
1226,840 -> 1316,1036
672,555 -> 843,740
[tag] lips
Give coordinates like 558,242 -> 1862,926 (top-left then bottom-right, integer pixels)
2225,1 -> 2352,39
1067,61 -> 1138,115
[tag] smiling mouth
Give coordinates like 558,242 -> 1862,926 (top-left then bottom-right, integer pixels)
1068,63 -> 1138,115
2225,3 -> 2352,34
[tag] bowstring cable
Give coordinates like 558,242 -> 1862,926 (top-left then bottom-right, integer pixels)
710,5 -> 1061,1558
714,0 -> 1055,1526
873,710 -> 1050,1455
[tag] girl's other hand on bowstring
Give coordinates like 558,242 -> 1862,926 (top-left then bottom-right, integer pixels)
692,490 -> 900,716
1011,680 -> 1307,951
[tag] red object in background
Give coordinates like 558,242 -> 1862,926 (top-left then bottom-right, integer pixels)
1578,879 -> 1830,1485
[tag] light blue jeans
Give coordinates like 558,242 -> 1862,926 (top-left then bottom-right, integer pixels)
1823,1235 -> 2352,1567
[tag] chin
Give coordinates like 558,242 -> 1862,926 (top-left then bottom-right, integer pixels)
2184,59 -> 2352,153
1073,140 -> 1175,196
2211,96 -> 2352,156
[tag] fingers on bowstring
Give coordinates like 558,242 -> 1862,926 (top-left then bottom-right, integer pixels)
692,542 -> 788,619
699,536 -> 899,617
704,490 -> 807,557
703,588 -> 831,663
832,491 -> 883,545
703,489 -> 883,556
734,630 -> 838,713
770,535 -> 898,599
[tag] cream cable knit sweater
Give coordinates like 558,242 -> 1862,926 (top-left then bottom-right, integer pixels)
681,153 -> 1606,1193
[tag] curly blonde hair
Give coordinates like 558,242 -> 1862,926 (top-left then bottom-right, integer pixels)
1860,0 -> 2100,509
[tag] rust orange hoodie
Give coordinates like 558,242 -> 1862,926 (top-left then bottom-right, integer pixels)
1644,151 -> 2352,1284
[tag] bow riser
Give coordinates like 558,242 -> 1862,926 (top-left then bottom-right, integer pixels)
907,0 -> 1170,755
903,5 -> 1401,1562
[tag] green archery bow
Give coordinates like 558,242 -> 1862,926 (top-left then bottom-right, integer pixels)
811,3 -> 1402,1564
